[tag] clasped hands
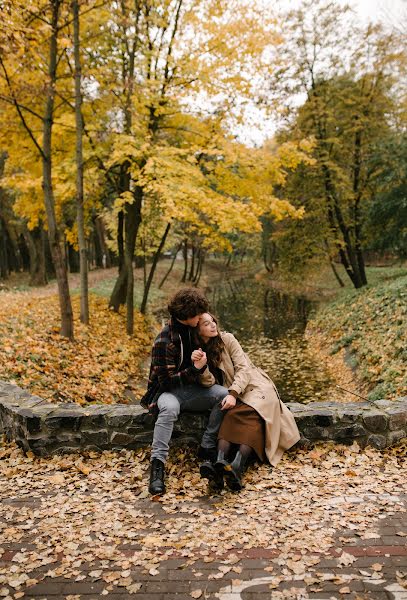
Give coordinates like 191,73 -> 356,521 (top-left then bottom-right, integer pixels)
191,349 -> 236,411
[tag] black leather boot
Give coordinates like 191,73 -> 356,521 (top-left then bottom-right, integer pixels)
198,447 -> 224,491
199,460 -> 224,491
149,458 -> 166,495
224,451 -> 248,491
197,445 -> 217,463
214,450 -> 229,474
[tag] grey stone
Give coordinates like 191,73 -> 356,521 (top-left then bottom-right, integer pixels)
110,431 -> 134,446
82,429 -> 109,446
332,424 -> 367,443
362,411 -> 389,433
367,434 -> 387,449
44,411 -> 82,431
1,379 -> 407,457
387,430 -> 406,445
302,426 -> 331,440
387,408 -> 407,431
16,409 -> 43,434
314,411 -> 335,427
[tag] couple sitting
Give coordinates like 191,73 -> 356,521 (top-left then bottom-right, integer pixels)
141,288 -> 300,495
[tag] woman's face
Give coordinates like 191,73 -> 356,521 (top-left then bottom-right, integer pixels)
198,313 -> 218,339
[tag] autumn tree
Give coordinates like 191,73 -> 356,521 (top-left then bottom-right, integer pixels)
268,1 -> 406,288
0,0 -> 74,336
89,0 -> 281,332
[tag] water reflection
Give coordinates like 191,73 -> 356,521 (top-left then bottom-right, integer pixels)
211,280 -> 333,404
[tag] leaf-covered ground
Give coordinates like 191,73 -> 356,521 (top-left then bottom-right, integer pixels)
0,292 -> 153,405
0,440 -> 406,598
307,268 -> 407,402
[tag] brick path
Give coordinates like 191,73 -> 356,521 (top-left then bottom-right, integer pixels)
1,487 -> 406,600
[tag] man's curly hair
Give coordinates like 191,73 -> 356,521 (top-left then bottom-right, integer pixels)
168,288 -> 210,321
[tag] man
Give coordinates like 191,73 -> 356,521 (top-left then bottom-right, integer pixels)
141,288 -> 229,495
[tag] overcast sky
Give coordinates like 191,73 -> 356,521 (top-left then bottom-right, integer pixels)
277,0 -> 407,24
235,0 -> 406,146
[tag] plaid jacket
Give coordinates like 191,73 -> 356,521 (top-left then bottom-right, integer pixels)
140,319 -> 203,412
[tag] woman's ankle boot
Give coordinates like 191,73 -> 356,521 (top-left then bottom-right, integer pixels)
224,451 -> 248,491
215,450 -> 229,473
149,458 -> 166,495
199,450 -> 224,492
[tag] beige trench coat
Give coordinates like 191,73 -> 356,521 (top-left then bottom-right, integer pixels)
200,332 -> 300,466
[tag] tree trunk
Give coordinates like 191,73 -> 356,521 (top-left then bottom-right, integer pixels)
141,222 -> 171,314
181,238 -> 188,282
42,0 -> 73,338
109,210 -> 127,310
26,225 -> 48,286
95,215 -> 111,268
159,241 -> 181,289
125,186 -> 143,334
72,0 -> 89,324
323,238 -> 344,288
194,250 -> 204,286
0,219 -> 8,279
188,244 -> 195,280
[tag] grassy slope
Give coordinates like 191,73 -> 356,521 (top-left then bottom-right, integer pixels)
308,266 -> 407,400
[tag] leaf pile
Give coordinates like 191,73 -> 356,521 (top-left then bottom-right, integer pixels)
0,440 -> 406,598
0,292 -> 153,405
307,271 -> 407,401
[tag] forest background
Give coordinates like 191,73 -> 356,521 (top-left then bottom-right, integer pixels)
0,0 -> 406,405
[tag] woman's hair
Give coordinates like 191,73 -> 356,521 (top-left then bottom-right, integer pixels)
193,313 -> 225,371
168,288 -> 209,320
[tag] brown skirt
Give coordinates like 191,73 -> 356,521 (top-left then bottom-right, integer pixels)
218,400 -> 266,462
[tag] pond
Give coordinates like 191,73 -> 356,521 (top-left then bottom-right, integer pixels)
210,278 -> 334,404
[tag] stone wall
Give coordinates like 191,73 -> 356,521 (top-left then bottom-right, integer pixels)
0,381 -> 406,456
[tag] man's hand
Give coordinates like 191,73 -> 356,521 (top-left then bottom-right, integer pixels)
191,349 -> 204,362
192,348 -> 207,370
220,394 -> 237,410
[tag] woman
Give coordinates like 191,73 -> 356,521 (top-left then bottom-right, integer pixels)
192,313 -> 300,491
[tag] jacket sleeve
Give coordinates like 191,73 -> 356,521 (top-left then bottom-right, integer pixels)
199,366 -> 216,388
224,333 -> 252,397
151,338 -> 200,390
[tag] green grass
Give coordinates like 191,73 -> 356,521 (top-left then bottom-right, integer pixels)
310,266 -> 407,401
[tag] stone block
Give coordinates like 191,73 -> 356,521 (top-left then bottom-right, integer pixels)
106,411 -> 131,428
337,409 -> 363,424
302,426 -> 331,440
362,411 -> 389,433
110,431 -> 134,446
387,408 -> 407,431
81,429 -> 109,446
81,405 -> 111,428
15,408 -> 42,434
332,424 -> 367,443
44,411 -> 82,431
367,433 -> 387,449
314,411 -> 335,427
387,430 -> 406,445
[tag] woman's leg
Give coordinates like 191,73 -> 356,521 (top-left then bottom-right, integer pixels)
237,443 -> 252,460
217,439 -> 231,456
224,443 -> 253,491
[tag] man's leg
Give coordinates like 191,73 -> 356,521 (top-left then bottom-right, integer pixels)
149,392 -> 180,495
151,392 -> 181,463
177,384 -> 228,451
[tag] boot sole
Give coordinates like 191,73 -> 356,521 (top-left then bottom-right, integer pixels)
148,485 -> 166,496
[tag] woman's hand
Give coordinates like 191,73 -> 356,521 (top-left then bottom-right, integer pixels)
220,394 -> 237,411
193,348 -> 207,370
191,348 -> 204,362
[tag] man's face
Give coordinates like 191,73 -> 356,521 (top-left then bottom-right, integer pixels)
178,314 -> 202,327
